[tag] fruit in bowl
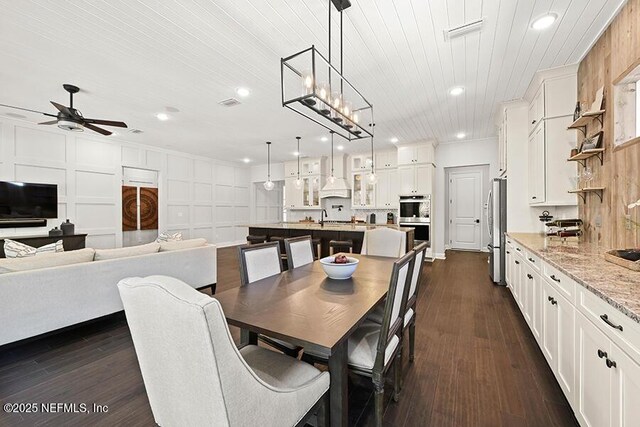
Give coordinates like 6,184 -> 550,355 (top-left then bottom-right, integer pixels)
319,254 -> 359,280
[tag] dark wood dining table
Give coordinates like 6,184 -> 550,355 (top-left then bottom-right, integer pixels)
215,254 -> 396,427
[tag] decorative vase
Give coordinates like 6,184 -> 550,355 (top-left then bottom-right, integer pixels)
61,219 -> 75,235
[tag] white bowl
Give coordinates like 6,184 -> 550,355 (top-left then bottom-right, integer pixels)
319,255 -> 359,280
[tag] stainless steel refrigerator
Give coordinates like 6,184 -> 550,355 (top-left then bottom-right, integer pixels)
488,178 -> 507,285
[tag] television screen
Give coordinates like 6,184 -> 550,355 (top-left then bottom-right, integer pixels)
0,181 -> 58,219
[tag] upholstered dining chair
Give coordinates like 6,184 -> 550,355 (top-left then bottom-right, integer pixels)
360,227 -> 406,257
284,235 -> 315,270
304,250 -> 416,427
118,275 -> 329,427
237,242 -> 303,357
367,242 -> 428,365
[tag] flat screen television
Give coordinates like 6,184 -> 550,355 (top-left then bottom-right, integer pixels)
0,181 -> 58,219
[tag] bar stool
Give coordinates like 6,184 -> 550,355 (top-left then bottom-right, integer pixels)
269,236 -> 288,269
329,239 -> 353,255
246,235 -> 267,245
311,238 -> 322,260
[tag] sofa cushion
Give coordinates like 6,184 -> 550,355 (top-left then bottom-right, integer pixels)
94,242 -> 160,261
156,231 -> 183,243
159,238 -> 207,252
0,248 -> 95,273
4,239 -> 64,258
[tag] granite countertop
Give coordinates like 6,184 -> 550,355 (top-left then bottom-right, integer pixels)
246,223 -> 415,232
507,233 -> 640,323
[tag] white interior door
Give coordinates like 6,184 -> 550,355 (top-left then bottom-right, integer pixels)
449,170 -> 482,250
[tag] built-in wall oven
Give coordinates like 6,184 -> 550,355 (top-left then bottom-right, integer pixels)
399,195 -> 431,247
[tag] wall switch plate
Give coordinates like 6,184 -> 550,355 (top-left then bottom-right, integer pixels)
625,214 -> 632,230
595,215 -> 602,228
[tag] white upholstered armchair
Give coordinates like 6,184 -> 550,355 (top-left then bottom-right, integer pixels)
117,275 -> 329,427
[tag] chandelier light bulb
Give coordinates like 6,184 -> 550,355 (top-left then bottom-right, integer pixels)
264,180 -> 275,191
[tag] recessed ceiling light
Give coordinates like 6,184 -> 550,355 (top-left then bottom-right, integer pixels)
449,86 -> 465,96
531,13 -> 557,30
156,113 -> 169,121
321,136 -> 328,142
337,145 -> 344,151
390,137 -> 399,143
293,151 -> 300,156
236,87 -> 250,97
456,132 -> 466,139
242,158 -> 251,163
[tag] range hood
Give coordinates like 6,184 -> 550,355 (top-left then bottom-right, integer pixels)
320,177 -> 351,199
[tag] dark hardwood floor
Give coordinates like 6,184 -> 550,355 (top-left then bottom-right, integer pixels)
0,248 -> 578,426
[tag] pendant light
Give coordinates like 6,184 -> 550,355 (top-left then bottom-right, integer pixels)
264,141 -> 275,191
327,131 -> 336,184
367,131 -> 378,185
294,136 -> 303,189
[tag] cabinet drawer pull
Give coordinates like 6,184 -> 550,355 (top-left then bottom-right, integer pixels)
515,260 -> 520,265
506,251 -> 511,254
516,248 -> 521,252
605,358 -> 617,369
528,257 -> 535,263
600,314 -> 623,332
548,296 -> 553,302
527,274 -> 533,280
550,274 -> 561,283
597,349 -> 607,359
551,299 -> 557,306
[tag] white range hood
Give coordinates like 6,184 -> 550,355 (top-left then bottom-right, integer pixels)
320,177 -> 351,199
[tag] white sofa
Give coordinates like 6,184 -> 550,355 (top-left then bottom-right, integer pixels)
0,244 -> 217,346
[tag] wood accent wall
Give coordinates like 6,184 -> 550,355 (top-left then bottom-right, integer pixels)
578,0 -> 640,249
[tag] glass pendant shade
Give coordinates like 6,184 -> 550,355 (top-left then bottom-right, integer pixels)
327,174 -> 336,184
331,92 -> 343,122
264,180 -> 275,191
301,70 -> 316,106
264,141 -> 274,191
318,83 -> 330,115
294,178 -> 303,189
367,172 -> 378,185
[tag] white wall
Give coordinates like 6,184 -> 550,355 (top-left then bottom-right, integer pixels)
434,137 -> 499,258
0,117 -> 250,248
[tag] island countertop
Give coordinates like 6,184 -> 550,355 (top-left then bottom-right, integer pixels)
507,232 -> 640,323
245,223 -> 415,232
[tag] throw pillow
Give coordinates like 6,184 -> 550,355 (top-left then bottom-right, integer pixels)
156,231 -> 183,243
4,239 -> 64,258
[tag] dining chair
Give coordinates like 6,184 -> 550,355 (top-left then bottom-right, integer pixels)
284,235 -> 315,270
360,227 -> 407,257
304,250 -> 416,427
117,275 -> 329,427
237,242 -> 303,357
367,242 -> 428,364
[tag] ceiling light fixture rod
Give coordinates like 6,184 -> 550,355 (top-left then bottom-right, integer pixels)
296,136 -> 301,180
267,141 -> 271,179
330,131 -> 335,177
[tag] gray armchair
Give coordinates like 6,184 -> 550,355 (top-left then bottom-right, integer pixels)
118,275 -> 329,427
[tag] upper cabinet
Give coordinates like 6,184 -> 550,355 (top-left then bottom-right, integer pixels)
284,157 -> 326,178
375,150 -> 397,169
284,161 -> 298,177
398,164 -> 434,196
397,143 -> 434,166
351,154 -> 373,171
528,86 -> 545,134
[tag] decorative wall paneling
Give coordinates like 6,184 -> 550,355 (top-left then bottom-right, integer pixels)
0,117 -> 250,248
577,0 -> 640,249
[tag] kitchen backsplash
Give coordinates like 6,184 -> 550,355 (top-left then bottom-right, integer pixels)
286,197 -> 397,224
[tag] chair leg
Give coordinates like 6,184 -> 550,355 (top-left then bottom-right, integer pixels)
409,322 -> 416,363
374,382 -> 384,427
317,393 -> 329,427
394,351 -> 402,401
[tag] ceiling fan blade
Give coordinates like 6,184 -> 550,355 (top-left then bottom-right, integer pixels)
50,101 -> 73,116
38,120 -> 59,125
0,103 -> 57,117
84,123 -> 112,136
83,118 -> 128,128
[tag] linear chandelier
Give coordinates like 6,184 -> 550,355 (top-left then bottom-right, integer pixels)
280,0 -> 374,141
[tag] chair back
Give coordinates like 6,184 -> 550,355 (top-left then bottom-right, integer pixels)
237,242 -> 282,285
375,251 -> 415,370
361,228 -> 406,257
284,235 -> 315,270
117,275 -> 231,426
407,242 -> 428,307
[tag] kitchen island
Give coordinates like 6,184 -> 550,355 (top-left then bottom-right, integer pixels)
247,223 -> 415,257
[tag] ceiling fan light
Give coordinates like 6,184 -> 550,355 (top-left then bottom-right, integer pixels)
57,120 -> 84,132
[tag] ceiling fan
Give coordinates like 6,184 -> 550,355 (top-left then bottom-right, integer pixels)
0,84 -> 127,136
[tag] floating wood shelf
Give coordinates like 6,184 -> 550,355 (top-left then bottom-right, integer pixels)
568,187 -> 605,203
567,110 -> 605,136
567,148 -> 605,166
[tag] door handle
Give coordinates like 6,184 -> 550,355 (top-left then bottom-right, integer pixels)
475,219 -> 480,223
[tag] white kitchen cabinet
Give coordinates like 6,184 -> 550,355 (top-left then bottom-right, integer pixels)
284,157 -> 325,210
351,154 -> 373,171
528,124 -> 546,204
498,109 -> 507,175
397,143 -> 434,166
284,177 -> 303,209
375,169 -> 399,209
505,243 -> 513,289
284,161 -> 298,177
611,344 -> 640,427
302,158 -> 323,175
351,172 -> 375,208
398,164 -> 433,196
375,150 -> 397,169
301,176 -> 321,208
528,85 -> 545,134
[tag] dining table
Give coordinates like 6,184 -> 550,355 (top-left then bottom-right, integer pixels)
214,254 -> 396,427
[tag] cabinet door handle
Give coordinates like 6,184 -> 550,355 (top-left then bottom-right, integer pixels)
515,260 -> 520,265
606,358 -> 617,369
548,296 -> 553,302
597,349 -> 607,359
532,196 -> 537,200
528,257 -> 535,263
550,274 -> 561,283
600,314 -> 623,332
551,299 -> 557,306
506,251 -> 511,254
516,248 -> 521,252
531,120 -> 536,125
527,274 -> 533,280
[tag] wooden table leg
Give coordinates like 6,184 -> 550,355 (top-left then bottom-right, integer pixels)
240,329 -> 257,347
328,341 -> 348,427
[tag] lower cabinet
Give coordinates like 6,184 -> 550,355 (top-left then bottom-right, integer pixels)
507,239 -> 640,427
